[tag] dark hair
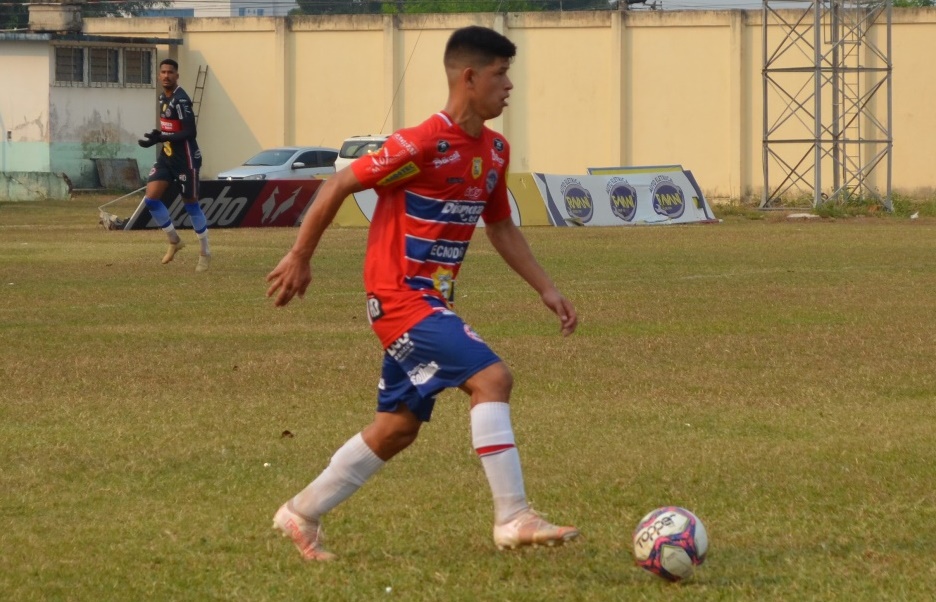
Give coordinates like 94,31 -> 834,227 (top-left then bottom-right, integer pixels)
444,26 -> 516,68
160,58 -> 179,71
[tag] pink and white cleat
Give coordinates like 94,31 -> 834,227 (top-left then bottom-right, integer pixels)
272,502 -> 336,561
493,509 -> 580,550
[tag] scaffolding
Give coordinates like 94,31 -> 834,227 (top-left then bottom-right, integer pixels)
762,0 -> 892,210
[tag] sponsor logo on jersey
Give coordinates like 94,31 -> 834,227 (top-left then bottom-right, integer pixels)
407,361 -> 440,386
366,295 -> 384,322
447,177 -> 465,184
440,201 -> 484,223
387,332 -> 414,361
650,175 -> 686,219
431,266 -> 455,304
393,133 -> 419,156
428,240 -> 468,263
607,177 -> 638,222
437,140 -> 450,153
432,150 -> 461,169
485,169 -> 498,194
560,177 -> 594,224
366,150 -> 395,173
463,186 -> 483,200
464,324 -> 484,343
472,157 -> 483,179
377,161 -> 420,186
490,149 -> 505,167
493,138 -> 504,152
160,118 -> 181,132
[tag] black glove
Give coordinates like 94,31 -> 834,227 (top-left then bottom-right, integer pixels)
138,137 -> 157,148
143,129 -> 162,141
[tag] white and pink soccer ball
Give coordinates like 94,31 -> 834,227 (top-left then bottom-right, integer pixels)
633,506 -> 708,582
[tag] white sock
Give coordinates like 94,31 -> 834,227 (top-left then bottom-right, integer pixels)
196,230 -> 210,256
291,433 -> 384,521
471,401 -> 529,525
162,224 -> 180,243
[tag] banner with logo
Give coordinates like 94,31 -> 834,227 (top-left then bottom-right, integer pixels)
123,179 -> 323,230
533,167 -> 717,227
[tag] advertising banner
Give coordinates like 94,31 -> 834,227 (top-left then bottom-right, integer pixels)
534,167 -> 717,227
123,179 -> 323,230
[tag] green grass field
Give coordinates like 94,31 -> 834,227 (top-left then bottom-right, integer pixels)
2,197 -> 935,601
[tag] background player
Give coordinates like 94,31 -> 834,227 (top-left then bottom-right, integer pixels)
266,26 -> 579,560
138,58 -> 210,272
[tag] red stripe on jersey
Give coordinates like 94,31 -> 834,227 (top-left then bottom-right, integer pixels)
160,118 -> 182,133
475,443 -> 516,457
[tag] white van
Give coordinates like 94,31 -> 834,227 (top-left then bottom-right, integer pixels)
333,135 -> 390,172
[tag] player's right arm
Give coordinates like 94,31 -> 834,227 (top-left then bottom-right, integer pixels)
266,167 -> 365,307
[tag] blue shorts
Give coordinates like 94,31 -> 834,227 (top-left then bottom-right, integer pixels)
377,311 -> 501,422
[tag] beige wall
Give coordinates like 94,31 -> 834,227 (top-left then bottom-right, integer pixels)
84,9 -> 936,201
0,41 -> 50,171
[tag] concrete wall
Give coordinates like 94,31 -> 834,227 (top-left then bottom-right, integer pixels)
71,9 -> 936,200
49,86 -> 157,187
0,172 -> 71,201
0,41 -> 51,173
0,38 -> 159,189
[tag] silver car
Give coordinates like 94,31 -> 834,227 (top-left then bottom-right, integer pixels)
216,146 -> 338,180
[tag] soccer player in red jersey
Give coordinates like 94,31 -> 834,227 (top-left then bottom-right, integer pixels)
266,25 -> 579,560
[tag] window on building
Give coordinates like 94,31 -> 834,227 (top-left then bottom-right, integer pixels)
55,47 -> 84,83
89,47 -> 120,84
54,46 -> 156,87
124,49 -> 153,85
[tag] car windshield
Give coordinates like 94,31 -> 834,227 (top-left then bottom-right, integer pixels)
339,140 -> 386,160
243,150 -> 294,167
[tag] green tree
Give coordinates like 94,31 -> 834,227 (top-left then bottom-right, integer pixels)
0,0 -> 29,29
1,0 -> 169,30
81,0 -> 171,18
293,0 -> 383,15
893,0 -> 934,6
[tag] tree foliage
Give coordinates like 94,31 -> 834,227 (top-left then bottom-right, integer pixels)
0,0 -> 29,29
1,0 -> 169,30
82,1 -> 172,18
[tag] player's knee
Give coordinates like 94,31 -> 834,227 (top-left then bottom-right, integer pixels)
467,361 -> 513,401
392,427 -> 419,450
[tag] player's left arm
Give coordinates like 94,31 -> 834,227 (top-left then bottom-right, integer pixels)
484,217 -> 578,337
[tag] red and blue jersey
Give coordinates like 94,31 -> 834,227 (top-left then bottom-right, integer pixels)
351,112 -> 512,348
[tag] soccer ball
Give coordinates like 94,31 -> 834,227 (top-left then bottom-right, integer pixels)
633,506 -> 708,582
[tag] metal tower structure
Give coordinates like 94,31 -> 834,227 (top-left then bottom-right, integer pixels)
762,0 -> 892,209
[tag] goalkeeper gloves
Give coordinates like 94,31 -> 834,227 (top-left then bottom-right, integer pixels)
138,129 -> 164,148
